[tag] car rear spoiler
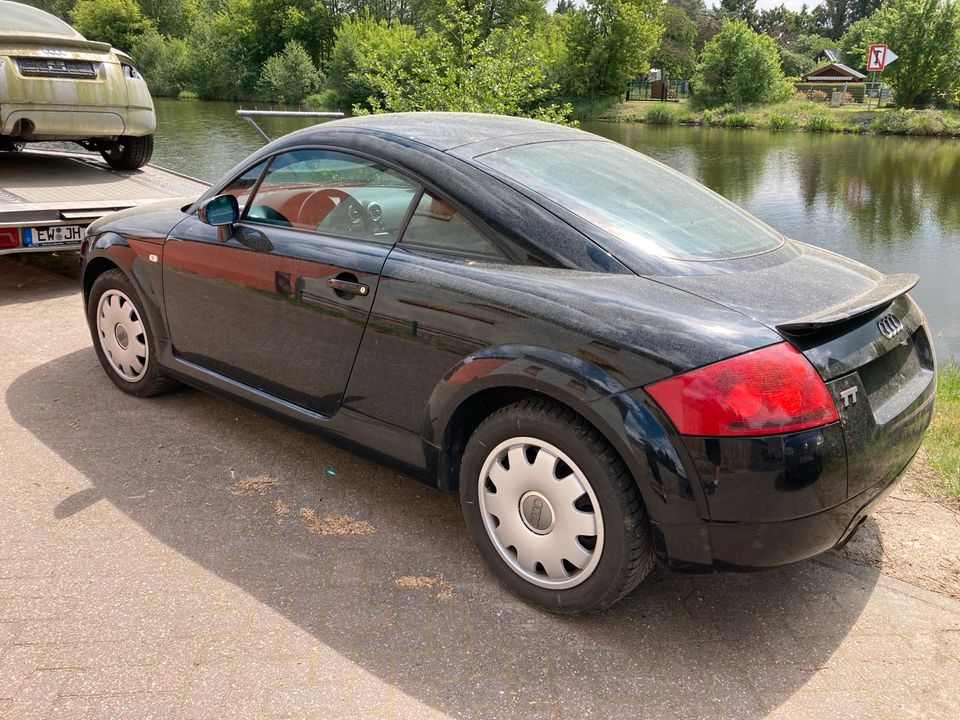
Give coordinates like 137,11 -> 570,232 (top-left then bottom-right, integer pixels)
776,272 -> 919,333
0,34 -> 112,54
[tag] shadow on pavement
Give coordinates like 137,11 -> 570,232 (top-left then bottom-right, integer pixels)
7,347 -> 882,718
0,255 -> 81,307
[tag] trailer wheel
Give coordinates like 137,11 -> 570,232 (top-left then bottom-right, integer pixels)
100,135 -> 154,170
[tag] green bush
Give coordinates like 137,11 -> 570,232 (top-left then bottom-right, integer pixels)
643,104 -> 693,124
257,40 -> 323,104
692,19 -> 793,109
805,114 -> 842,132
130,28 -> 190,97
722,112 -> 755,128
766,113 -> 795,130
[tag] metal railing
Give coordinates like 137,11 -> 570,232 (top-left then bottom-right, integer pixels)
236,109 -> 345,143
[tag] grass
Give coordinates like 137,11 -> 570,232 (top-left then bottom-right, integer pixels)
925,365 -> 960,500
598,99 -> 960,137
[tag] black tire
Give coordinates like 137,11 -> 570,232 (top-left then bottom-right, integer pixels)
87,269 -> 177,397
459,398 -> 655,613
0,137 -> 24,152
100,134 -> 154,170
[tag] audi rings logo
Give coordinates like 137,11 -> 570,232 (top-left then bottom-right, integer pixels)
877,313 -> 905,340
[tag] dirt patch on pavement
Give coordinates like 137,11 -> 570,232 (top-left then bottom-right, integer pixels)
229,473 -> 281,496
298,509 -> 376,536
395,575 -> 457,601
833,453 -> 960,599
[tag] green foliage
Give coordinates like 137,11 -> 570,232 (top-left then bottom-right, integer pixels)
837,15 -> 874,71
185,0 -> 259,100
129,28 -> 190,97
643,103 -> 694,123
721,111 -> 754,127
350,2 -> 571,122
257,41 -> 324,104
656,5 -> 697,79
562,0 -> 664,98
845,0 -> 960,108
804,113 -> 843,131
765,112 -> 795,129
70,0 -> 153,51
325,15 -> 419,111
778,46 -> 815,78
137,0 -> 197,37
349,3 -> 572,123
692,19 -> 793,108
925,365 -> 960,500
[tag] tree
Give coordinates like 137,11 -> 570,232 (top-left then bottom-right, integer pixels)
849,0 -> 960,107
562,0 -> 664,98
692,18 -> 793,107
136,0 -> 197,37
720,0 -> 758,28
656,5 -> 697,79
70,0 -> 153,51
129,28 -> 190,96
325,15 -> 420,110
350,2 -> 572,123
257,40 -> 324,104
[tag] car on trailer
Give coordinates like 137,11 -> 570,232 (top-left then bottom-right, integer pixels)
0,0 -> 155,169
79,113 -> 936,612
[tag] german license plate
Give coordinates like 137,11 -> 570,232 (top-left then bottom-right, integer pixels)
23,225 -> 84,247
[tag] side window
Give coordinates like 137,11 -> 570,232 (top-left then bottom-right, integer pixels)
243,149 -> 419,242
401,191 -> 503,258
220,160 -> 267,214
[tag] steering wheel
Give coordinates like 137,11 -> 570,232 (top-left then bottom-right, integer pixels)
317,194 -> 374,236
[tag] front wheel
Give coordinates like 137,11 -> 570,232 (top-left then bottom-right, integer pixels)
100,135 -> 154,170
459,398 -> 655,613
87,269 -> 176,397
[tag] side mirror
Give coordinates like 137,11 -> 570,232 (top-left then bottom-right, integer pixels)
197,194 -> 239,226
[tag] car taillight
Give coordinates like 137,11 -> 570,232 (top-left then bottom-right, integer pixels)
0,227 -> 20,249
645,342 -> 839,437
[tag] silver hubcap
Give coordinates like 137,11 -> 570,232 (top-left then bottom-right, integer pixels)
96,289 -> 148,382
478,437 -> 604,590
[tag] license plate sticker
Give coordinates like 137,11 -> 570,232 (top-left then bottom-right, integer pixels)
23,225 -> 84,247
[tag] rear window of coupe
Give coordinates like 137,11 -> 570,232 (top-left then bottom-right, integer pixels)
476,139 -> 783,261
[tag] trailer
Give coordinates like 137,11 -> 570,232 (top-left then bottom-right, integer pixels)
0,148 -> 208,255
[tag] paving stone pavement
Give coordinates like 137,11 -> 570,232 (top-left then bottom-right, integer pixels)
1,257 -> 958,720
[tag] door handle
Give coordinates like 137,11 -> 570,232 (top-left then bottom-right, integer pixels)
328,275 -> 369,297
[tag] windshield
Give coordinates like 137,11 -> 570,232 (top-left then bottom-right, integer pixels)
477,139 -> 783,261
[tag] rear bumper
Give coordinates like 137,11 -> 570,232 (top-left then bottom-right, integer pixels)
649,376 -> 934,571
652,455 -> 911,570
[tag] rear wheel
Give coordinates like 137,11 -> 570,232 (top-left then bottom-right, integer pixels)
459,398 -> 655,612
0,137 -> 24,152
87,270 -> 176,397
100,135 -> 154,170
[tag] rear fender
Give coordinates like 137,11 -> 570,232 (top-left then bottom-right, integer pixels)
427,345 -> 705,526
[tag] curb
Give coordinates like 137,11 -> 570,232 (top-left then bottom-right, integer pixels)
816,552 -> 960,614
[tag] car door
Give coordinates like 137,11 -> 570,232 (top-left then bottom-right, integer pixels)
162,148 -> 420,416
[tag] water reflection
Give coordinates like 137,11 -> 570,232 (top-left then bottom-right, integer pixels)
584,122 -> 960,358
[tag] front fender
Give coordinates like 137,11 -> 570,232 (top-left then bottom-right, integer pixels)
81,232 -> 167,343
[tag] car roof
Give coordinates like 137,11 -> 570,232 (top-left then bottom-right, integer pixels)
314,112 -> 586,152
0,1 -> 84,39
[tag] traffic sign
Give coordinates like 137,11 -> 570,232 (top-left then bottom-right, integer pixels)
867,44 -> 898,71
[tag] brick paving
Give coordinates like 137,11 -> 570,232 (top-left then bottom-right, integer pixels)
1,257 -> 958,719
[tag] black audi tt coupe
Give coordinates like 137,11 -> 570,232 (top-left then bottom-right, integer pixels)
79,113 -> 936,612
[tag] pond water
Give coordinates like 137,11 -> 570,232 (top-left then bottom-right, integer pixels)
150,98 -> 960,358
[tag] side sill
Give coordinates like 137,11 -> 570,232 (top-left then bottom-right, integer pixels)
159,348 -> 439,485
